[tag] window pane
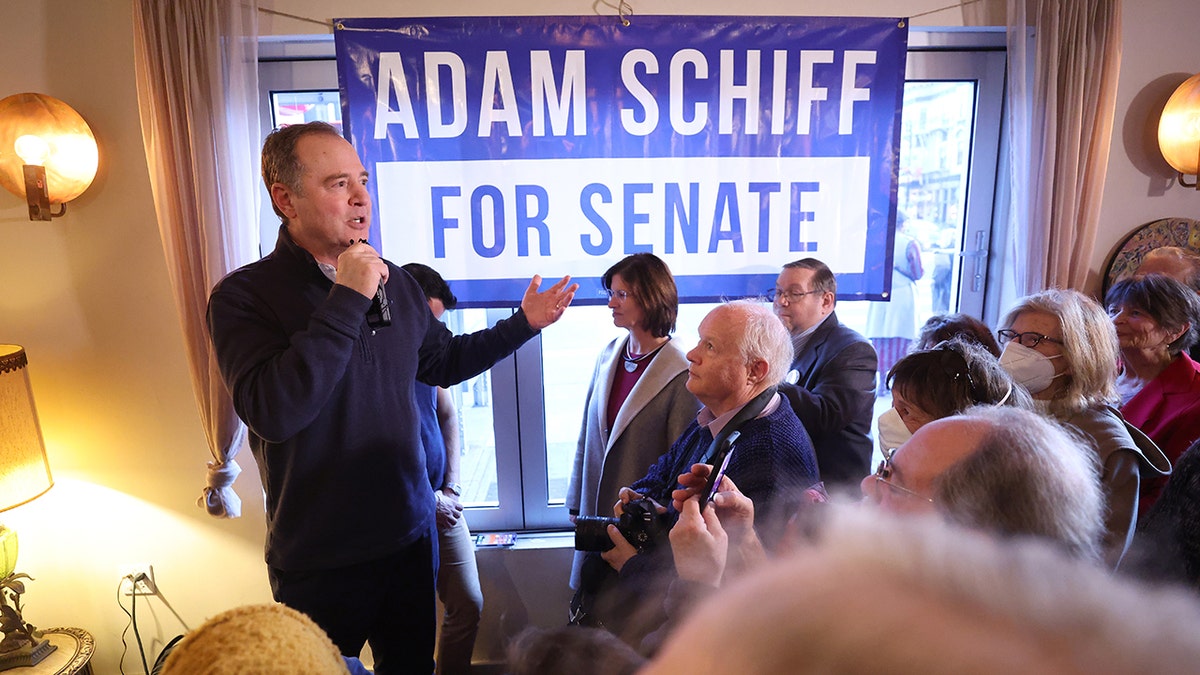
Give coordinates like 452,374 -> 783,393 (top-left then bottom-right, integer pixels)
257,38 -> 1007,533
539,304 -> 625,505
269,90 -> 342,130
896,81 -> 975,319
443,308 -> 502,507
539,300 -> 719,505
858,80 -> 977,389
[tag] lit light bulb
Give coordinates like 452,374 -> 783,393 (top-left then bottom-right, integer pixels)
54,134 -> 99,182
1159,73 -> 1200,176
14,134 -> 50,166
1184,112 -> 1200,142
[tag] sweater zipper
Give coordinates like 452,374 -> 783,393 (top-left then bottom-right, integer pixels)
360,323 -> 377,363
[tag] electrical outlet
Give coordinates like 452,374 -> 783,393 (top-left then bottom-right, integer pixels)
121,563 -> 157,596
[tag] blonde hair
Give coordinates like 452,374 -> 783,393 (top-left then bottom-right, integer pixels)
162,603 -> 348,675
1001,288 -> 1118,416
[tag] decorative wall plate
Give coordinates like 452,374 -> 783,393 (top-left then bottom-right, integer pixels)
1103,217 -> 1200,295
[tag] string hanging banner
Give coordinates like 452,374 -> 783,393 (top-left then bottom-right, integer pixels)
334,15 -> 908,306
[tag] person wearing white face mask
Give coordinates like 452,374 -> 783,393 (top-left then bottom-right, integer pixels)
875,407 -> 914,453
875,337 -> 1030,455
998,289 -> 1171,569
997,337 -> 1065,395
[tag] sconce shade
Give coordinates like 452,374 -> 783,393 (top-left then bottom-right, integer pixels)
1159,73 -> 1200,177
0,93 -> 98,206
0,345 -> 53,515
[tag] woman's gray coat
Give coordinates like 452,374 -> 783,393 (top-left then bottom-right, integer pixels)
566,335 -> 699,589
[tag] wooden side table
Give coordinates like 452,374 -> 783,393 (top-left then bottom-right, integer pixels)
21,627 -> 93,675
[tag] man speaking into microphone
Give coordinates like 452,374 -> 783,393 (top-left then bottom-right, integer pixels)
206,121 -> 577,674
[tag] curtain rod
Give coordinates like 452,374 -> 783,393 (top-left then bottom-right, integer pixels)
910,0 -> 985,20
257,1 -> 984,32
258,7 -> 331,31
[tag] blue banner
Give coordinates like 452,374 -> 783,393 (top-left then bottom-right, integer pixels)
334,15 -> 907,306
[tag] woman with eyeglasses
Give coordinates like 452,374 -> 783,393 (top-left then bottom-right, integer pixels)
565,253 -> 700,591
1104,273 -> 1200,518
876,337 -> 1031,454
998,289 -> 1170,568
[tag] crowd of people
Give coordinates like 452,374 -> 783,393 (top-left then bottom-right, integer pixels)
546,239 -> 1200,670
189,121 -> 1200,673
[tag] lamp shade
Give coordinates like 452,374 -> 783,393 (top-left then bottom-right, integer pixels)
0,93 -> 98,205
0,345 -> 53,514
1158,73 -> 1200,176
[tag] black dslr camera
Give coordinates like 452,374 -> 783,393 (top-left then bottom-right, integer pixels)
574,498 -> 669,553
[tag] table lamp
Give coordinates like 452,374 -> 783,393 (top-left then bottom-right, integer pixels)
0,345 -> 55,669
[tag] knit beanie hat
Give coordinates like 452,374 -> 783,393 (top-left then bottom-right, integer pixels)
160,603 -> 349,675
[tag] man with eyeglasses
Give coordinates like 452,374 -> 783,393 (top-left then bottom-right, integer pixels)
769,258 -> 878,486
662,405 -> 1105,600
859,405 -> 1104,561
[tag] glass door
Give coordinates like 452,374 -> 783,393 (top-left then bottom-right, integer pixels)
839,34 -> 1006,402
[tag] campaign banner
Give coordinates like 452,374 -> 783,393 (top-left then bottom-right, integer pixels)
334,15 -> 907,306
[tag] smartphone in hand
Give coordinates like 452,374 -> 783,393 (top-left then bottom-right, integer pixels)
699,430 -> 738,511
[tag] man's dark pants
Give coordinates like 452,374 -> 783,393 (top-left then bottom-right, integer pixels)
270,530 -> 437,674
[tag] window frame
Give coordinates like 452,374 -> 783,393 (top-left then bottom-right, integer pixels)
256,27 -> 1008,532
904,30 -> 1007,319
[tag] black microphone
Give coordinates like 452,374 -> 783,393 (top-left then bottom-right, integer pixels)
353,238 -> 391,329
367,281 -> 391,329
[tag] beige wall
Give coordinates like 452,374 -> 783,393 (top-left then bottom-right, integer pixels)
0,2 -> 272,672
0,0 -> 1196,671
1091,0 -> 1200,290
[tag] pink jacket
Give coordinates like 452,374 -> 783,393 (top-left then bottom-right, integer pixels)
1123,353 -> 1200,518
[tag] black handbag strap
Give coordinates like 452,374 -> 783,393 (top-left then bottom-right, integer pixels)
699,386 -> 776,466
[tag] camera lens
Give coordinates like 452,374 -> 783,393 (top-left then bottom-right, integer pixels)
574,516 -> 618,552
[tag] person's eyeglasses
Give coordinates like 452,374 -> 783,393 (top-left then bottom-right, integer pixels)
997,329 -> 1064,348
603,288 -> 632,302
873,450 -> 934,503
766,288 -> 823,303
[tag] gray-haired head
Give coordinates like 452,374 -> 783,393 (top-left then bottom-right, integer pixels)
934,405 -> 1104,563
724,299 -> 794,388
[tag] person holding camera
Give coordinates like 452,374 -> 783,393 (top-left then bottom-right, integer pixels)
566,253 -> 700,592
571,300 -> 819,653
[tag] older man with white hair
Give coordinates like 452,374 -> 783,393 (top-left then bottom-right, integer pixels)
571,300 -> 819,650
609,300 -> 819,564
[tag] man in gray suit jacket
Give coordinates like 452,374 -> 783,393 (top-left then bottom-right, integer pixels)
770,258 -> 878,486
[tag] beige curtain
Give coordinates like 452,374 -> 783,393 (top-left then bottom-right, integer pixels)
1007,0 -> 1122,292
132,0 -> 261,517
961,0 -> 1006,26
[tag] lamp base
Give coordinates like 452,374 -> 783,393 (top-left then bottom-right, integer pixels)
0,637 -> 56,671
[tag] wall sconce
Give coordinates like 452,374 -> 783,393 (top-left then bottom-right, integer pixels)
0,345 -> 55,668
1159,73 -> 1200,190
0,93 -> 98,220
